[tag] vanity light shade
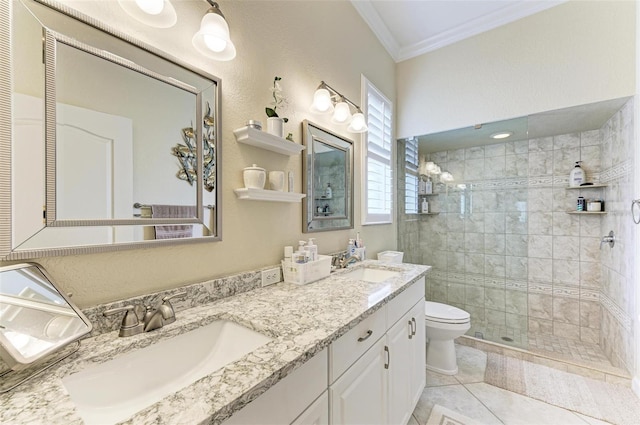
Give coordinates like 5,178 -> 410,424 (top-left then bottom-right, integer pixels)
117,0 -> 177,28
347,112 -> 368,133
192,3 -> 237,61
310,88 -> 334,114
331,101 -> 352,124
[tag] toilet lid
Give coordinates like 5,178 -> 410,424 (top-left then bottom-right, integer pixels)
425,301 -> 470,323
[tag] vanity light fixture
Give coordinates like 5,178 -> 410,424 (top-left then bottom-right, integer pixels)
309,81 -> 368,133
490,131 -> 513,139
192,0 -> 236,61
117,0 -> 177,28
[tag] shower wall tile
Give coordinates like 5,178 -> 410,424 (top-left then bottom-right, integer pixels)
465,233 -> 485,252
505,234 -> 528,256
553,322 -> 580,339
529,317 -> 553,335
485,212 -> 506,234
579,300 -> 601,329
507,140 -> 529,154
528,212 -> 553,235
484,234 -> 505,255
580,129 -> 600,147
552,212 -> 579,236
528,235 -> 553,258
528,293 -> 553,320
485,143 -> 505,157
528,258 -> 552,283
552,297 -> 580,325
579,237 -> 600,262
505,290 -> 527,314
506,256 -> 528,279
505,154 -> 529,177
447,148 -> 465,162
554,133 -> 581,150
485,156 -> 505,178
552,260 -> 580,286
552,236 -> 580,260
528,151 -> 554,176
529,137 -> 554,152
465,146 -> 485,159
553,146 -> 581,176
464,159 -> 485,180
485,255 -> 505,277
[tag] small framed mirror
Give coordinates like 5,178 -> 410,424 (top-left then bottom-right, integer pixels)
302,121 -> 354,232
0,263 -> 92,371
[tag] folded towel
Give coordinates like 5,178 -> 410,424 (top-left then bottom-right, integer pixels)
151,205 -> 196,239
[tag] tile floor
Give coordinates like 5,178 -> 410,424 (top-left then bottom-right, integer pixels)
410,344 -> 616,425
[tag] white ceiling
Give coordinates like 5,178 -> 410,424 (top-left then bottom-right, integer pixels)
351,0 -> 566,62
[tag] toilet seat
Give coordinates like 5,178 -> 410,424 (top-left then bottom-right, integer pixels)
425,301 -> 470,324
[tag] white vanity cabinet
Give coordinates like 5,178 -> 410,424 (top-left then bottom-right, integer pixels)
222,276 -> 426,425
222,348 -> 328,425
330,277 -> 426,425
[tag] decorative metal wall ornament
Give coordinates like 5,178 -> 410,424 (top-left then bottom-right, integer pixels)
172,102 -> 216,191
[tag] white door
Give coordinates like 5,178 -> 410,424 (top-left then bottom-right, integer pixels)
330,337 -> 388,425
12,94 -> 45,248
15,100 -> 133,250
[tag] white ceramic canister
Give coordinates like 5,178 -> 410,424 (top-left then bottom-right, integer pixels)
266,117 -> 284,138
269,171 -> 285,191
243,164 -> 266,189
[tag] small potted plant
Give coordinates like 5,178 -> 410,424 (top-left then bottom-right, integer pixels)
265,76 -> 288,137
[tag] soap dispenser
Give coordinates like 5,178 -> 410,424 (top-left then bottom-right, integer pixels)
325,183 -> 332,198
569,161 -> 585,187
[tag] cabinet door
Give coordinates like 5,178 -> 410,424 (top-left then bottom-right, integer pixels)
330,337 -> 388,425
291,391 -> 328,425
386,311 -> 413,425
408,300 -> 426,408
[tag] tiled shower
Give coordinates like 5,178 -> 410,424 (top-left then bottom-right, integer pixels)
398,98 -> 636,375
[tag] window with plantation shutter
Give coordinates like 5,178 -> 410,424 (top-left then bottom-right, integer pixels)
405,137 -> 419,214
362,77 -> 393,224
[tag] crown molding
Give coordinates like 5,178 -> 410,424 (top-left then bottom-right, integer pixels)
352,0 -> 567,63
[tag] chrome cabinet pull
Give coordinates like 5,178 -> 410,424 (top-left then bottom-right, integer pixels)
384,345 -> 390,369
632,199 -> 640,224
411,317 -> 417,336
408,320 -> 413,339
357,330 -> 373,342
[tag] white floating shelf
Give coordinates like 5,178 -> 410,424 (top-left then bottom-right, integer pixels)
565,211 -> 607,215
234,188 -> 306,203
233,126 -> 306,156
565,184 -> 607,189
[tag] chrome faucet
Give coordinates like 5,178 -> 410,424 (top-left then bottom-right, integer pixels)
339,253 -> 361,268
103,291 -> 186,337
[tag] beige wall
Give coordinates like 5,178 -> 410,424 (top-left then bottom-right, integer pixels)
4,0 -> 396,308
396,0 -> 636,139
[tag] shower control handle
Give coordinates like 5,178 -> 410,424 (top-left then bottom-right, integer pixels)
600,231 -> 615,249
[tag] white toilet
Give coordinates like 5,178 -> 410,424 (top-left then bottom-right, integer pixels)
424,301 -> 471,375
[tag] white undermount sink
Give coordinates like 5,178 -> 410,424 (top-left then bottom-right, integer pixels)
341,267 -> 401,283
62,320 -> 273,425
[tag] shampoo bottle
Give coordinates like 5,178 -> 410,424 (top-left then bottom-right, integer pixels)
421,198 -> 429,213
325,183 -> 332,198
569,161 -> 585,187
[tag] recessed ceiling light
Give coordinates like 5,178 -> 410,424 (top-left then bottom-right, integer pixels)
490,131 -> 513,139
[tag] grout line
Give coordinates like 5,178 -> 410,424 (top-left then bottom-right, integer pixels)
459,382 -> 506,425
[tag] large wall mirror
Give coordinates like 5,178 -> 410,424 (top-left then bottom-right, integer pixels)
302,121 -> 353,232
1,0 -> 222,260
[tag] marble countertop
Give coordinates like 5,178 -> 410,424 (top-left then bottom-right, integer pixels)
0,260 -> 429,425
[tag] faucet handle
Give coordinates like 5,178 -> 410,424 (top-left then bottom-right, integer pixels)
158,291 -> 187,325
103,305 -> 144,337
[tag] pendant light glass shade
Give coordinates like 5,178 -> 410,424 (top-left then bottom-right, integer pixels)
117,0 -> 177,28
309,88 -> 334,114
331,101 -> 352,124
347,112 -> 368,133
192,2 -> 236,61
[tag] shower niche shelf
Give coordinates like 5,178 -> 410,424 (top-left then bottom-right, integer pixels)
566,211 -> 607,215
565,184 -> 607,190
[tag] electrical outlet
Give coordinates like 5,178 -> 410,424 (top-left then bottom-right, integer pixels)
261,267 -> 281,287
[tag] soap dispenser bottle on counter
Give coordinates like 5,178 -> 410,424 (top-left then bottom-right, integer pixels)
569,161 -> 585,187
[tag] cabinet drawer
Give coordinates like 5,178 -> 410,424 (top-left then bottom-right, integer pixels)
387,276 -> 425,328
329,305 -> 386,383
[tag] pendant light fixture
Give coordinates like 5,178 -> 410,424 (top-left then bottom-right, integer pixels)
309,81 -> 368,133
192,0 -> 236,61
117,0 -> 177,28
